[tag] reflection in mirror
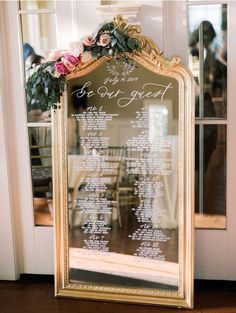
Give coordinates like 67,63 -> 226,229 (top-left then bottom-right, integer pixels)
188,4 -> 227,229
29,127 -> 53,226
21,12 -> 56,122
67,59 -> 180,291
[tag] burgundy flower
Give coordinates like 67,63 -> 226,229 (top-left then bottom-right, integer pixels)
64,53 -> 80,65
61,58 -> 75,72
54,62 -> 69,75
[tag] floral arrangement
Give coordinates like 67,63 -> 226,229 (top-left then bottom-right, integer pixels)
26,19 -> 142,111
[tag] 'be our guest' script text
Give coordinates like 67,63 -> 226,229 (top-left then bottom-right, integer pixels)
71,81 -> 173,108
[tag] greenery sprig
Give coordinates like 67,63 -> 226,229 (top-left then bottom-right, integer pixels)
26,62 -> 65,111
26,18 -> 142,111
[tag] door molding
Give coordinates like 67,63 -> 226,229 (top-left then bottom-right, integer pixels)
0,1 -> 54,278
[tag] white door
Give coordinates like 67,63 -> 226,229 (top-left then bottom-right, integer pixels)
0,0 -> 56,276
1,0 -> 235,280
164,0 -> 236,280
186,0 -> 236,280
0,0 -> 105,277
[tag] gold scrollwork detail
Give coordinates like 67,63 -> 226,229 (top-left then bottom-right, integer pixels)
113,15 -> 181,68
113,14 -> 141,36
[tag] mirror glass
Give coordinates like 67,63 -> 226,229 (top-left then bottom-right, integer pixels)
66,59 -> 180,291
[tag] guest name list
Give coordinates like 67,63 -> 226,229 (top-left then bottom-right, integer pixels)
69,62 -> 176,261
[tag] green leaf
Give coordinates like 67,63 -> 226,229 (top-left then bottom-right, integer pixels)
25,62 -> 66,111
127,39 -> 135,51
98,22 -> 115,33
117,42 -> 126,52
111,37 -> 117,47
102,48 -> 110,57
114,29 -> 127,48
133,38 -> 142,50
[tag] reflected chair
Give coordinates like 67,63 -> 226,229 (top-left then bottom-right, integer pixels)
68,154 -> 122,229
99,157 -> 122,227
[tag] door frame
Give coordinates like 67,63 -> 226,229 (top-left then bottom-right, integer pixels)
0,0 -> 54,278
1,0 -> 236,280
194,0 -> 236,280
165,0 -> 236,279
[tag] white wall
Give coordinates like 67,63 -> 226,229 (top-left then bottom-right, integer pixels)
57,0 -> 164,52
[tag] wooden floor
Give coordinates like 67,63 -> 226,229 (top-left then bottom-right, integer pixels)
1,277 -> 236,313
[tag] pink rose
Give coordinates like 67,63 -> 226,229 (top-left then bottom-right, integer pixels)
54,62 -> 69,75
97,34 -> 111,47
82,35 -> 96,46
48,49 -> 61,61
61,57 -> 75,72
64,53 -> 80,65
69,41 -> 84,57
81,51 -> 93,64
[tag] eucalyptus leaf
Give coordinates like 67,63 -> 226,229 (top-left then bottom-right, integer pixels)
127,39 -> 135,51
111,38 -> 117,47
117,42 -> 126,52
102,48 -> 110,57
114,29 -> 127,48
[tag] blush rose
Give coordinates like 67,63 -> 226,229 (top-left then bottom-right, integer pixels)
69,41 -> 84,57
48,49 -> 61,61
61,58 -> 75,72
97,34 -> 111,47
82,35 -> 96,46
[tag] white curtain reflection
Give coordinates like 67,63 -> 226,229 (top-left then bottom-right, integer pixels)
148,102 -> 178,229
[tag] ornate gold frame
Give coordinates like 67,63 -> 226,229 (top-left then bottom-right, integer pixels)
53,16 -> 195,309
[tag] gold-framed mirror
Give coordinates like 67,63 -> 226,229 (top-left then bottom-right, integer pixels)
52,16 -> 194,308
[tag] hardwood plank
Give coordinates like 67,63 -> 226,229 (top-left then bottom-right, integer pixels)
4,278 -> 236,312
4,277 -> 234,312
0,279 -> 202,313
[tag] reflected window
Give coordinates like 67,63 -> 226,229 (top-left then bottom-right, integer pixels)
19,0 -> 56,226
195,125 -> 226,229
189,4 -> 227,118
29,127 -> 53,226
21,13 -> 56,121
188,4 -> 227,229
